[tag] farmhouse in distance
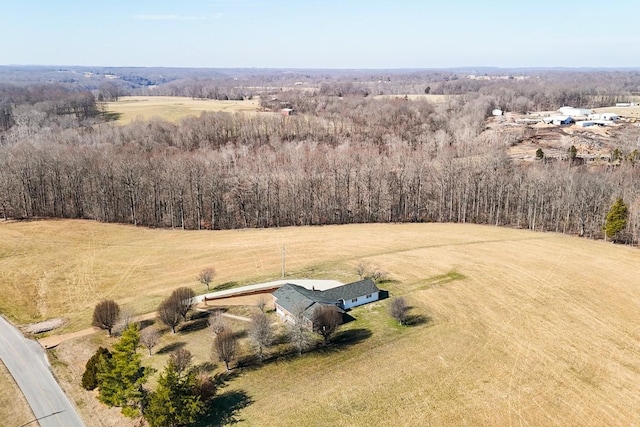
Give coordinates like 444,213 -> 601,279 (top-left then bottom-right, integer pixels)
273,278 -> 381,327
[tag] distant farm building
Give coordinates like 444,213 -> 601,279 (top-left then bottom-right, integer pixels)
558,106 -> 592,118
616,102 -> 637,107
492,109 -> 503,116
542,116 -> 574,125
281,108 -> 295,116
589,113 -> 620,121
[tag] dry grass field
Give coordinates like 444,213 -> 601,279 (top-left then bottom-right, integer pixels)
103,96 -> 260,124
0,360 -> 36,426
592,105 -> 640,119
2,220 -> 640,425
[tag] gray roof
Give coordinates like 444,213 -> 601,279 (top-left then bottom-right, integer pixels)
272,284 -> 335,320
321,278 -> 379,302
273,278 -> 379,318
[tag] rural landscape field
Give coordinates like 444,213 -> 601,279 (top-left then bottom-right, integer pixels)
103,96 -> 260,124
3,2 -> 640,424
1,219 -> 640,425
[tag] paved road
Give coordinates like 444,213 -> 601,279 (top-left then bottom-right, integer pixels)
0,316 -> 85,427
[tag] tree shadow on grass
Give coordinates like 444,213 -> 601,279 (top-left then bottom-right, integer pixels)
214,281 -> 240,291
138,319 -> 156,330
190,310 -> 211,320
330,328 -> 372,348
194,370 -> 252,427
179,317 -> 210,333
196,389 -> 252,426
156,341 -> 186,354
404,313 -> 431,326
101,111 -> 122,122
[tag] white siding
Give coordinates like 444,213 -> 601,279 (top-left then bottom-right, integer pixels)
341,291 -> 379,309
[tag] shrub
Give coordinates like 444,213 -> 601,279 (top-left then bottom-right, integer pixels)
81,347 -> 112,390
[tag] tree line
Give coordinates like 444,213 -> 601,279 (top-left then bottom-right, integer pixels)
1,127 -> 638,241
1,80 -> 640,242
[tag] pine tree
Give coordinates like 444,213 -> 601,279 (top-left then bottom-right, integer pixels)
81,347 -> 111,390
97,324 -> 150,418
144,360 -> 204,427
604,198 -> 628,241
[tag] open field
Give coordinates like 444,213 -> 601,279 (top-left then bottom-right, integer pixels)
103,96 -> 261,124
592,105 -> 640,119
2,220 -> 640,425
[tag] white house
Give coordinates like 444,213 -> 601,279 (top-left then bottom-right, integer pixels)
272,279 -> 381,327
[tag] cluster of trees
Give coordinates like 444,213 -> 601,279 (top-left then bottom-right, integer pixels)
157,287 -> 196,333
0,83 -> 99,130
3,133 -> 638,241
82,324 -> 214,426
2,75 -> 640,245
84,289 -> 363,425
85,263 -> 428,425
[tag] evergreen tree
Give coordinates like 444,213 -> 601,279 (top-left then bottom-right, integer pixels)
604,198 -> 628,241
97,323 -> 150,418
81,347 -> 111,390
144,360 -> 204,427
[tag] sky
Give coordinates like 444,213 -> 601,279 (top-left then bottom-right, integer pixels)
2,0 -> 640,69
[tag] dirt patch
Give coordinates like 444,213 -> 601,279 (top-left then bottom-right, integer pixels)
24,318 -> 65,334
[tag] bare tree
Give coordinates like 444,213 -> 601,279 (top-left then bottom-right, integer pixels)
113,307 -> 135,335
92,300 -> 120,336
170,348 -> 193,373
170,287 -> 196,321
248,313 -> 273,362
140,327 -> 160,355
208,310 -> 227,335
198,268 -> 215,291
312,305 -> 342,345
158,297 -> 182,333
355,260 -> 370,279
119,307 -> 135,329
389,297 -> 409,325
213,329 -> 237,371
288,304 -> 312,355
256,295 -> 269,313
370,268 -> 388,283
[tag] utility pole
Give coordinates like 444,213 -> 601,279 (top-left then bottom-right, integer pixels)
281,244 -> 285,278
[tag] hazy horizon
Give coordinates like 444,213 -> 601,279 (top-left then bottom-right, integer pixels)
3,0 -> 640,69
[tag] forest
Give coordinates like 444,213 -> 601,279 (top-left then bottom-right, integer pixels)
1,68 -> 640,242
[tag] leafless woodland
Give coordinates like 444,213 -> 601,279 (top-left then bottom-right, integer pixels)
2,69 -> 640,242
